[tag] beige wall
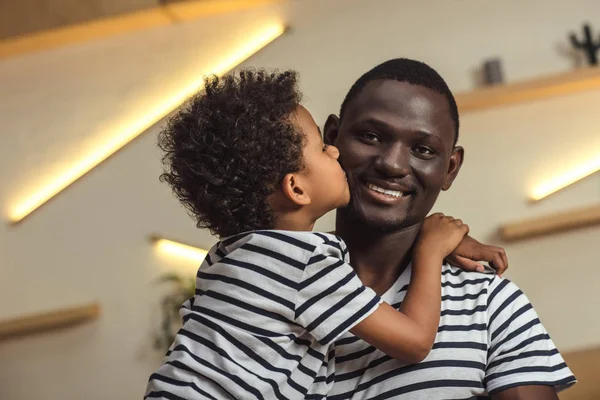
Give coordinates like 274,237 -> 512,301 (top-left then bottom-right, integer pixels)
0,0 -> 598,398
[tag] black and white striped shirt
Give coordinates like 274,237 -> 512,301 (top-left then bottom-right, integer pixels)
329,264 -> 576,399
145,231 -> 381,399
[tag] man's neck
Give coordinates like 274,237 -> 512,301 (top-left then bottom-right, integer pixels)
336,214 -> 421,296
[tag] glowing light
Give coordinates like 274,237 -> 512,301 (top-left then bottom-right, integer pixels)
154,238 -> 208,264
9,23 -> 286,223
530,154 -> 600,201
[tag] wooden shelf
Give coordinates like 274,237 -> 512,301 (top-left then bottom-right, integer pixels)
500,204 -> 600,242
0,302 -> 100,340
456,67 -> 600,113
0,0 -> 280,59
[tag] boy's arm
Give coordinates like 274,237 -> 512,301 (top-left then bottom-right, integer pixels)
350,250 -> 441,364
351,214 -> 469,364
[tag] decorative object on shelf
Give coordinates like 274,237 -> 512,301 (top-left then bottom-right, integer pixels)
153,273 -> 195,351
483,58 -> 504,85
569,23 -> 600,66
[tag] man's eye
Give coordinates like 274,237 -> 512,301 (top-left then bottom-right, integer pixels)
360,132 -> 380,142
414,146 -> 435,156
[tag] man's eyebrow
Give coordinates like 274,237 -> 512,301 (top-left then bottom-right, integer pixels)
413,129 -> 439,140
356,117 -> 395,131
357,118 -> 444,143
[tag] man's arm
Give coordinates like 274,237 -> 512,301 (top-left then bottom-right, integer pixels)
446,235 -> 508,275
492,385 -> 558,400
485,278 -> 576,397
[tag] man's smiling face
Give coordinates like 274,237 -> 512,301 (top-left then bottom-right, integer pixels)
325,79 -> 463,231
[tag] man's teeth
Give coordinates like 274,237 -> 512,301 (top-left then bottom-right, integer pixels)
367,183 -> 404,198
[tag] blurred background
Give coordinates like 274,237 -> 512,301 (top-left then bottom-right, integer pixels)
1,0 -> 599,398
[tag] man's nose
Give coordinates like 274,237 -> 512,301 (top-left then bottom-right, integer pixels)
373,143 -> 410,177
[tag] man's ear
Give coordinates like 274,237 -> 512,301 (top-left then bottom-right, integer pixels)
324,114 -> 340,146
281,173 -> 311,206
442,146 -> 464,191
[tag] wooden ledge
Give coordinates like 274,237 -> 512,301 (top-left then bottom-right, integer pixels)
0,302 -> 100,340
0,0 -> 280,60
500,204 -> 600,242
456,67 -> 600,113
560,345 -> 600,400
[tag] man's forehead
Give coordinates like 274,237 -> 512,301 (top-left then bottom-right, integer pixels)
347,80 -> 448,111
340,80 -> 455,142
345,81 -> 449,119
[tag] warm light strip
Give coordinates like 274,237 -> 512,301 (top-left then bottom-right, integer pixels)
9,23 -> 286,223
154,238 -> 208,263
530,155 -> 600,201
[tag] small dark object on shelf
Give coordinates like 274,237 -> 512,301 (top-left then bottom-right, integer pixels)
483,58 -> 504,85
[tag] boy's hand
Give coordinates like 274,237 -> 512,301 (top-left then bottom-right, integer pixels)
415,213 -> 470,263
446,235 -> 508,276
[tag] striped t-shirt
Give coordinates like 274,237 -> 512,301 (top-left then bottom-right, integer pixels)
329,264 -> 576,399
145,231 -> 381,399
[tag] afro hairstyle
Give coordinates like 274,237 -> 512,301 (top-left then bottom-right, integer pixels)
158,69 -> 305,238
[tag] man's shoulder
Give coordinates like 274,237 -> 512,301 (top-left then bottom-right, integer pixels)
440,265 -> 528,305
441,264 -> 498,292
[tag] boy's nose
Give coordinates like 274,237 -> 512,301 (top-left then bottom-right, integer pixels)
329,145 -> 340,159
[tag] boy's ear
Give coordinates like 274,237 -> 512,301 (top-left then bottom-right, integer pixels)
324,114 -> 340,146
281,173 -> 311,206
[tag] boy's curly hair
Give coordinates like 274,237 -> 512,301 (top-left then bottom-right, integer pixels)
159,69 -> 305,238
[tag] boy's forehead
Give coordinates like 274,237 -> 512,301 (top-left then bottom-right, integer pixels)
295,105 -> 321,137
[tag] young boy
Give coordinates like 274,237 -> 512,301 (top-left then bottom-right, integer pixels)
145,70 -> 473,399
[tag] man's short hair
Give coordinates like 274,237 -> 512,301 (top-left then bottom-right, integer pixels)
339,58 -> 460,144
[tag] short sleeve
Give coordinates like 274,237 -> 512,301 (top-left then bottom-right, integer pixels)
293,236 -> 381,346
485,278 -> 576,394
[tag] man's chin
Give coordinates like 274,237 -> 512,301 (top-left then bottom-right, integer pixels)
339,202 -> 411,233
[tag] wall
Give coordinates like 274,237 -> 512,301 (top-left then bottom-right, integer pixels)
0,0 -> 598,398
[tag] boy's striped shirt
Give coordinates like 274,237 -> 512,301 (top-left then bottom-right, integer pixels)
145,230 -> 381,399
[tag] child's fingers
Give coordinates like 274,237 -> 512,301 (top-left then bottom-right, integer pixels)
460,223 -> 470,235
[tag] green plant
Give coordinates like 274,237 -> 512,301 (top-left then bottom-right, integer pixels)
153,273 -> 195,351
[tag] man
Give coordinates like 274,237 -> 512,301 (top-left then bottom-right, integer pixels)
325,59 -> 576,399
